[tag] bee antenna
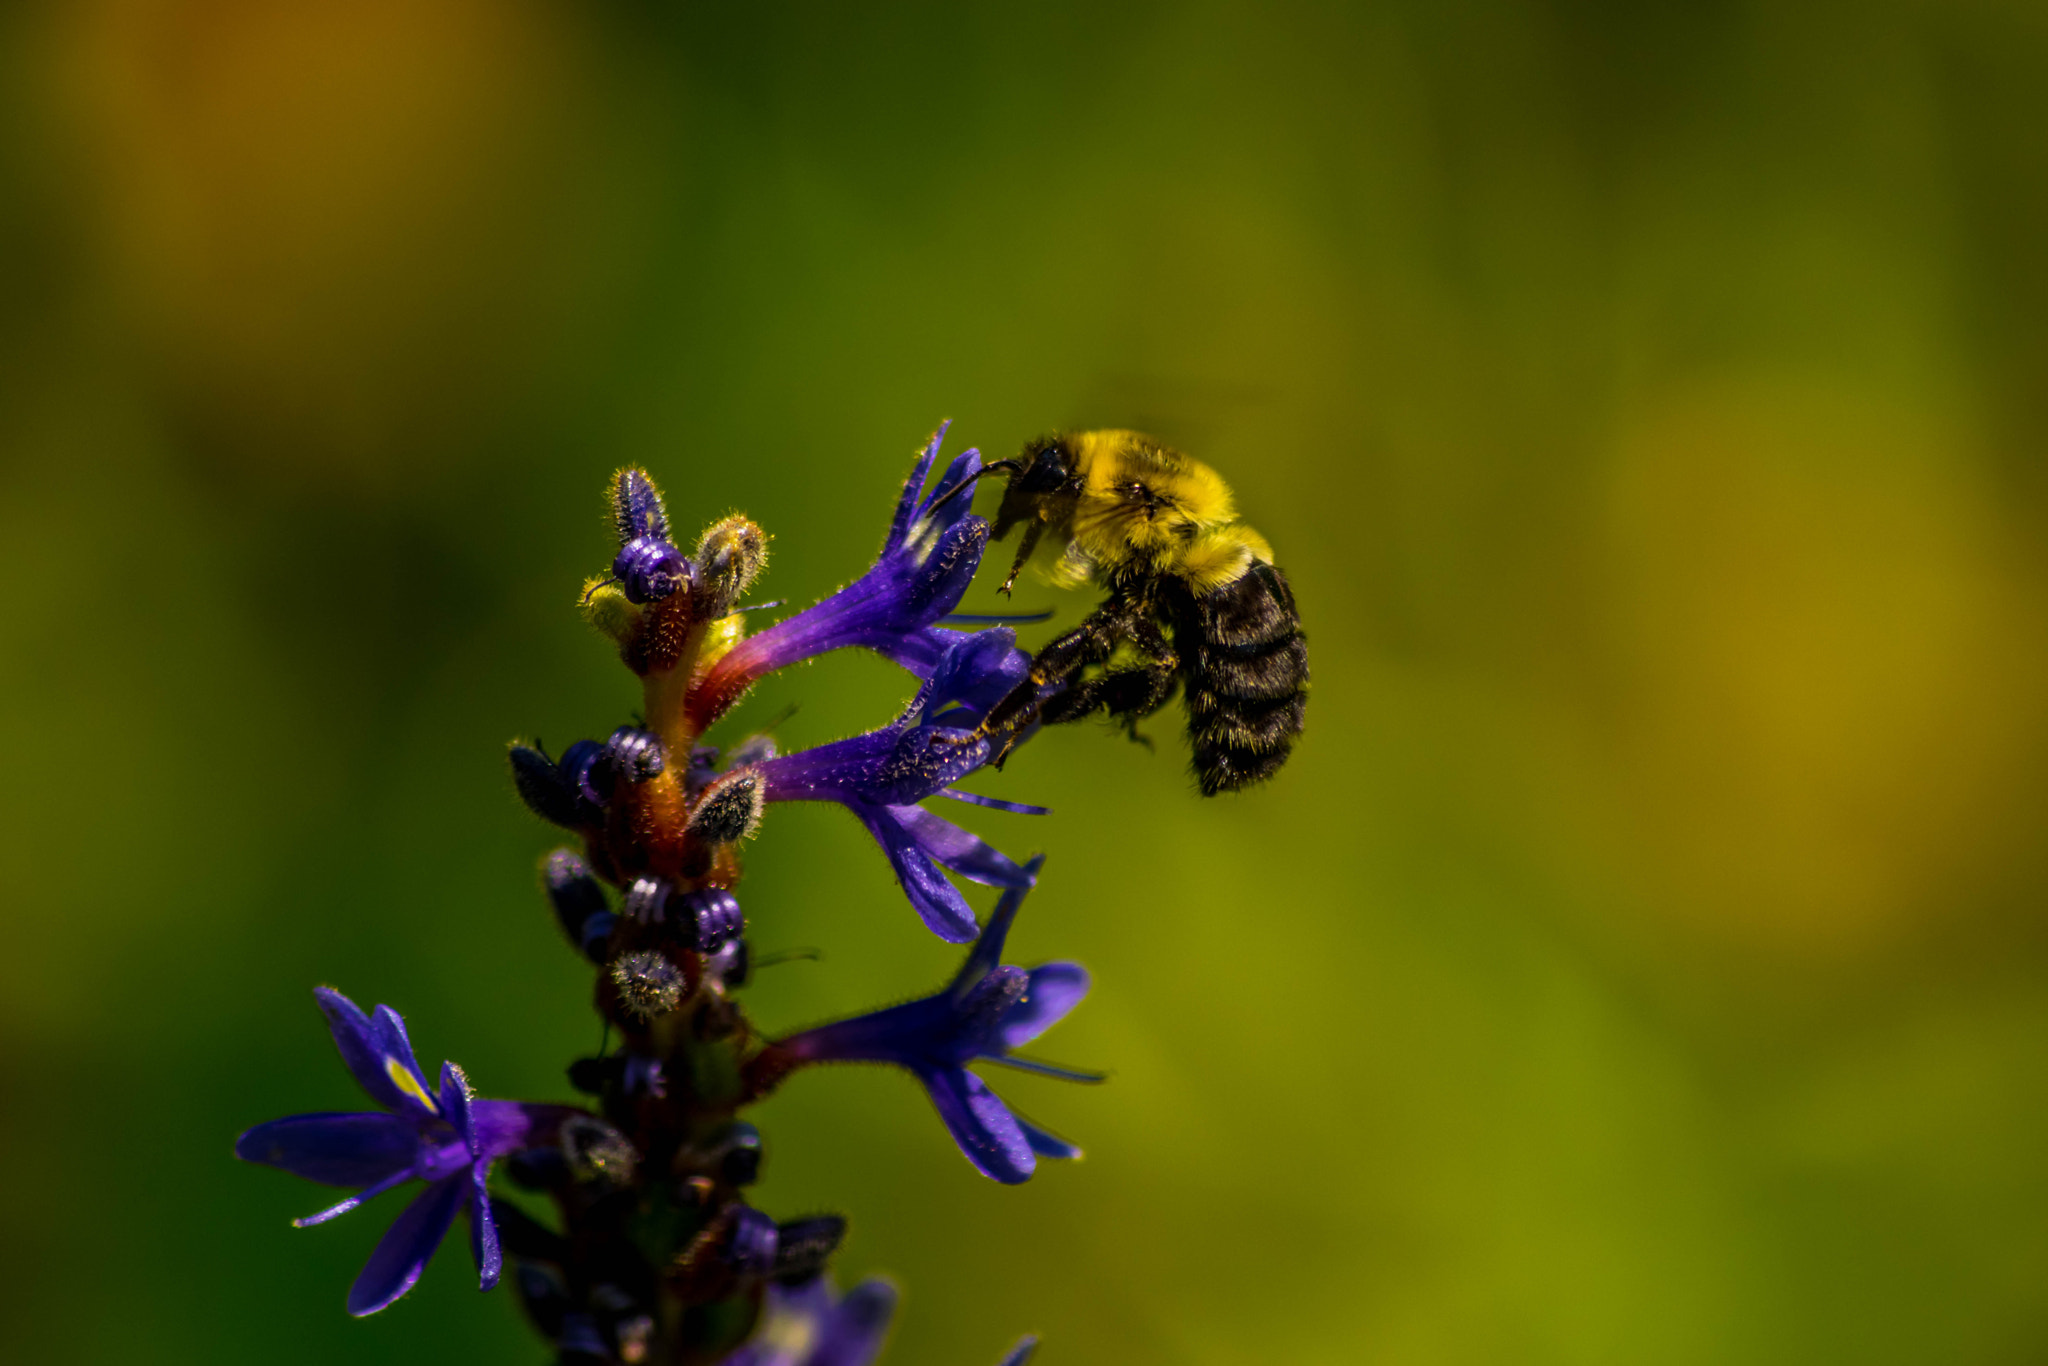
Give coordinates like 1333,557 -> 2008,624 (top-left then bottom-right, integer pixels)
924,460 -> 1022,518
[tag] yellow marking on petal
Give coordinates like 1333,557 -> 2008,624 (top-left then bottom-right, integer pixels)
386,1057 -> 439,1114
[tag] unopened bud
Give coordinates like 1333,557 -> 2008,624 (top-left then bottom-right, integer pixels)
693,515 -> 770,617
543,850 -> 612,962
708,1121 -> 764,1186
622,875 -> 672,923
610,950 -> 684,1020
509,745 -> 580,827
682,888 -> 744,952
687,768 -> 764,845
606,726 -> 665,783
560,1113 -> 639,1186
611,468 -> 671,546
772,1215 -> 846,1284
724,1205 -> 779,1275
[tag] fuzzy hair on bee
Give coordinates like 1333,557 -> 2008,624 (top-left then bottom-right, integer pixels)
974,430 -> 1308,795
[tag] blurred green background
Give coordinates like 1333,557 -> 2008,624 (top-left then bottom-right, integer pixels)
5,1 -> 2048,1362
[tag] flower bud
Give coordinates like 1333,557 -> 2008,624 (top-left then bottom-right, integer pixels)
606,726 -> 665,783
560,1113 -> 639,1186
611,468 -> 671,545
772,1215 -> 846,1284
693,515 -> 770,617
509,744 -> 580,827
610,950 -> 685,1020
724,1206 -> 779,1275
682,888 -> 744,952
622,875 -> 672,924
543,850 -> 612,962
686,768 -> 764,846
708,1121 -> 764,1186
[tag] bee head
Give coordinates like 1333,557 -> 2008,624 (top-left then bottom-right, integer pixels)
992,435 -> 1077,542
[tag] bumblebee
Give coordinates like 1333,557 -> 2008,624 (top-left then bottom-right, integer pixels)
974,429 -> 1308,794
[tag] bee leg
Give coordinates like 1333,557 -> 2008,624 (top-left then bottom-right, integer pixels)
976,612 -> 1122,740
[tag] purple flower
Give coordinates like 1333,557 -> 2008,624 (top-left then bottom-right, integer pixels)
776,867 -> 1099,1183
235,988 -> 577,1316
720,1275 -> 899,1366
690,423 -> 994,731
756,631 -> 1040,942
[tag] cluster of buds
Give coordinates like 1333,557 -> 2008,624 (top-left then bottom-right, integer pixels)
237,426 -> 1108,1364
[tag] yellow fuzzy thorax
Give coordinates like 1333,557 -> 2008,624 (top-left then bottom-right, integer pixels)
1046,430 -> 1268,592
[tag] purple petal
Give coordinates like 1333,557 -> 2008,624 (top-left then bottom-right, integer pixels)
884,422 -> 950,554
918,1065 -> 1035,1184
438,1062 -> 474,1152
857,804 -> 980,942
235,1112 -> 420,1188
1015,1116 -> 1083,1162
315,988 -> 426,1116
469,1161 -> 502,1290
994,1335 -> 1041,1366
346,1172 -> 469,1316
922,627 -> 1031,722
813,1277 -> 901,1366
994,962 -> 1090,1051
896,804 -> 1033,889
950,860 -> 1045,994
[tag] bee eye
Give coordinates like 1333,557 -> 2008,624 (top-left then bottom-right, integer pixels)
613,536 -> 689,604
1016,441 -> 1070,493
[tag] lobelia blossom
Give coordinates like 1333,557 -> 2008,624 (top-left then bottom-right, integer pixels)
760,864 -> 1100,1184
688,422 -> 1000,732
756,628 -> 1042,942
234,988 -> 580,1316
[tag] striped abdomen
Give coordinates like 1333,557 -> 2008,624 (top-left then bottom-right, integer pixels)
1175,562 -> 1309,795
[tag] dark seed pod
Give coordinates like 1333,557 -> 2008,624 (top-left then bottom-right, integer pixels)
560,1114 -> 639,1186
686,768 -> 764,845
610,950 -> 684,1020
510,745 -> 580,827
566,1055 -> 622,1096
543,850 -> 612,961
605,725 -> 665,783
682,888 -> 744,952
708,1121 -> 764,1187
772,1215 -> 847,1284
